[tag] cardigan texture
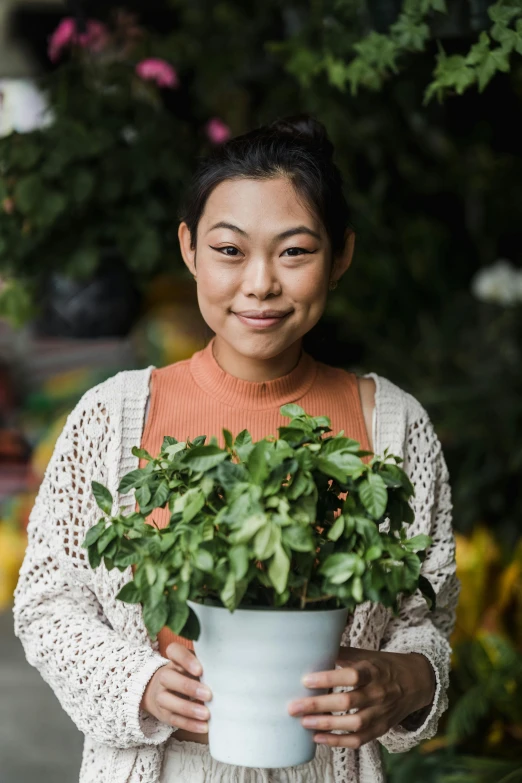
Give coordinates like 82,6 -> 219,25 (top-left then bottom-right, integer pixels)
12,361 -> 460,783
137,336 -> 371,657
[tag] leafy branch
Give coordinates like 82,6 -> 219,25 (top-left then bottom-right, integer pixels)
268,0 -> 522,103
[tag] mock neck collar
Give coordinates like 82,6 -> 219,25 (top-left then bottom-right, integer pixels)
189,336 -> 318,410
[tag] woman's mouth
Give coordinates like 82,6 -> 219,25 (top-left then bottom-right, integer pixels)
233,312 -> 291,329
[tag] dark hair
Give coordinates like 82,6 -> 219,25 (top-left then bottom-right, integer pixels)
178,113 -> 353,264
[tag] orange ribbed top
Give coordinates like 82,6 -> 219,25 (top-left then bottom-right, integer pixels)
133,336 -> 370,656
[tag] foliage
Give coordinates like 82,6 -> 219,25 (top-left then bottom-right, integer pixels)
265,0 -> 522,102
82,404 -> 434,641
384,745 -> 522,783
385,532 -> 522,782
0,12 -> 196,327
385,634 -> 522,781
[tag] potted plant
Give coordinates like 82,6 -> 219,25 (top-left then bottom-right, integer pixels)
83,404 -> 435,768
0,11 -> 195,335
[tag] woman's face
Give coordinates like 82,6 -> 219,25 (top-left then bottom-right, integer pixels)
178,176 -> 353,362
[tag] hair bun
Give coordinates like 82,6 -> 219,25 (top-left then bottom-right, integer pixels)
269,113 -> 334,161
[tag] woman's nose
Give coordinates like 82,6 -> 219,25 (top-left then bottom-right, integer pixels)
242,258 -> 281,298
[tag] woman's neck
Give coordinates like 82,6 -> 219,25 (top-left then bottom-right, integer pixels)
211,335 -> 303,382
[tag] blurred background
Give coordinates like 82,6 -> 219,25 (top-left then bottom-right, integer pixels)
0,1 -> 521,781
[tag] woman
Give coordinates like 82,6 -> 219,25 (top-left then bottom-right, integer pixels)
13,114 -> 459,783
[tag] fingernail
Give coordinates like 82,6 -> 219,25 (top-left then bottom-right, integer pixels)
302,717 -> 318,727
315,735 -> 328,743
303,674 -> 319,687
196,686 -> 211,700
289,701 -> 305,715
194,706 -> 209,719
189,660 -> 202,676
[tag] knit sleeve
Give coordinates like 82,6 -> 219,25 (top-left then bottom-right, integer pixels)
12,387 -> 175,750
377,405 -> 460,753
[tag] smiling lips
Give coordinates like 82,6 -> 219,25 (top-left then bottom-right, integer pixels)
234,310 -> 292,329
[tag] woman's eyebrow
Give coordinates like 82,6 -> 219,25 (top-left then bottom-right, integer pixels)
206,221 -> 321,241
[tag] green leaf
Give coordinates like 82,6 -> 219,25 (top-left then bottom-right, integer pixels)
229,545 -> 249,580
322,437 -> 361,456
115,581 -> 142,604
98,525 -> 118,553
315,456 -> 349,484
166,599 -> 189,635
365,544 -> 383,562
327,514 -> 345,541
283,525 -> 315,552
268,543 -> 290,594
359,473 -> 387,518
232,513 -> 267,543
151,479 -> 170,508
234,429 -> 252,446
404,534 -> 432,552
164,441 -> 186,458
82,519 -> 106,548
253,523 -> 279,560
135,484 -> 151,509
87,545 -> 102,569
216,461 -> 249,489
477,47 -> 510,92
181,488 -> 205,523
320,553 -> 365,584
179,606 -> 201,641
352,575 -> 364,602
118,469 -> 146,494
280,403 -> 306,419
248,442 -> 269,484
220,571 -> 241,611
143,595 -> 168,638
131,446 -> 153,461
194,549 -> 214,572
182,444 -> 228,472
91,481 -> 113,515
223,429 -> 233,450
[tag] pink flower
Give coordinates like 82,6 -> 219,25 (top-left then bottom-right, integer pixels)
206,117 -> 231,144
135,59 -> 178,88
48,18 -> 109,62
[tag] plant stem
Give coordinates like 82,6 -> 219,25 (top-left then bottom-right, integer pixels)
302,594 -> 335,604
300,578 -> 309,609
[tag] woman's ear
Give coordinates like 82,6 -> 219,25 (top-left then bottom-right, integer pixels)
331,229 -> 355,284
178,222 -> 197,276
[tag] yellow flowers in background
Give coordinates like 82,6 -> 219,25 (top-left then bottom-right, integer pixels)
453,526 -> 522,649
0,515 -> 28,610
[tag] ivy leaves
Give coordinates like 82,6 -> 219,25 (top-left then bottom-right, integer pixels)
270,0 -> 522,103
82,406 -> 434,641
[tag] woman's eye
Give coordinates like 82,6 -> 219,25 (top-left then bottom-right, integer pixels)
283,247 -> 311,257
211,246 -> 240,256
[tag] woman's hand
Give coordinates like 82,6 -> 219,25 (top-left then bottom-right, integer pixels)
287,647 -> 436,748
140,642 -> 212,734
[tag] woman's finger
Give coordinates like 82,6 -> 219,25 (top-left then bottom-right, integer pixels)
300,706 -> 374,733
313,710 -> 387,749
288,685 -> 369,717
301,661 -> 372,691
165,642 -> 203,676
157,689 -> 211,723
161,710 -> 209,734
158,668 -> 212,702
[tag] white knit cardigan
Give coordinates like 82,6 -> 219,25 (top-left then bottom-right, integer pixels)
12,366 -> 460,783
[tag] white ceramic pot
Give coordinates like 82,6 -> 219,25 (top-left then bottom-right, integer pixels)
187,600 -> 349,769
